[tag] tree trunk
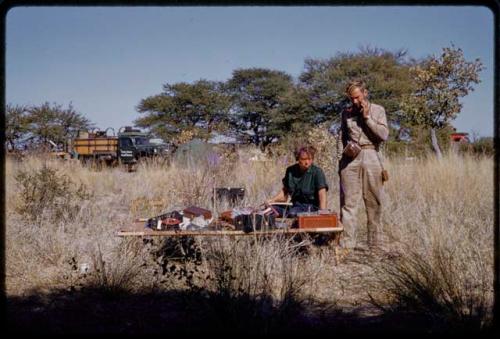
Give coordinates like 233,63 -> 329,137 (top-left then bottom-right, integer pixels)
430,128 -> 442,159
396,127 -> 403,141
259,142 -> 266,153
253,127 -> 260,146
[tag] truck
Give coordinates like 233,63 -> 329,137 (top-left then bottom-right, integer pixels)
71,126 -> 169,171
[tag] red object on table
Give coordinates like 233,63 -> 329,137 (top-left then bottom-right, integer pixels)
162,218 -> 180,226
297,213 -> 338,229
183,206 -> 212,220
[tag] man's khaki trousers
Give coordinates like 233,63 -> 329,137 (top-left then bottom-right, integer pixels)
339,149 -> 384,248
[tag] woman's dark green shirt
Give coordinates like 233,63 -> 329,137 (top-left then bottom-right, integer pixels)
282,163 -> 329,207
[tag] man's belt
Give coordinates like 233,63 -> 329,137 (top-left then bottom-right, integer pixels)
360,144 -> 376,149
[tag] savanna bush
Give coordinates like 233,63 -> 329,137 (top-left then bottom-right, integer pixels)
459,137 -> 494,157
369,242 -> 492,331
15,164 -> 91,223
161,235 -> 323,332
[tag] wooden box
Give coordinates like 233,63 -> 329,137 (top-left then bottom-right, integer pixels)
183,206 -> 212,220
219,210 -> 234,223
298,213 -> 338,229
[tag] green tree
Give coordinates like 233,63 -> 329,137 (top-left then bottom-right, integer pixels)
299,46 -> 415,139
400,45 -> 484,159
56,104 -> 94,141
6,104 -> 30,150
135,79 -> 231,144
271,85 -> 317,137
26,102 -> 92,148
226,68 -> 295,149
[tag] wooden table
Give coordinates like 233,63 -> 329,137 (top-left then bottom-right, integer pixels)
117,219 -> 345,263
117,219 -> 343,243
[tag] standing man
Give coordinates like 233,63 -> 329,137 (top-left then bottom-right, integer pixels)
337,79 -> 389,250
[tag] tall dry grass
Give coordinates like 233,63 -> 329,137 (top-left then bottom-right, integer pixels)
5,147 -> 494,331
366,151 -> 494,330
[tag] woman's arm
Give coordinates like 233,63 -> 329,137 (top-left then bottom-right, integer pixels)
318,188 -> 327,210
267,187 -> 289,205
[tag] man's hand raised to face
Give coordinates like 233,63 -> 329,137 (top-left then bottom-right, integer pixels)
360,98 -> 370,119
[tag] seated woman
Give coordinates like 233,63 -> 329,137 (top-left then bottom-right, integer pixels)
266,145 -> 328,218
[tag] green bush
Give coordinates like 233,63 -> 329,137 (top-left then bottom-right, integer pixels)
466,137 -> 494,157
15,164 -> 91,223
384,126 -> 456,158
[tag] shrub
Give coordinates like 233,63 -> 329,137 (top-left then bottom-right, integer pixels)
85,239 -> 145,295
15,164 -> 91,223
194,235 -> 318,331
369,243 -> 492,331
463,137 -> 494,157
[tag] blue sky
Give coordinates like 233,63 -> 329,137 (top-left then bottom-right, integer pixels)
6,6 -> 495,137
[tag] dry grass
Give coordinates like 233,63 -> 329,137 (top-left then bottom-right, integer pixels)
5,147 -> 494,332
365,151 -> 494,331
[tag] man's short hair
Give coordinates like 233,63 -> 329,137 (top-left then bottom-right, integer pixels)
295,145 -> 317,161
345,79 -> 367,96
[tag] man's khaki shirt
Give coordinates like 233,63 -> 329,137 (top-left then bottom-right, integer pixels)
337,103 -> 389,157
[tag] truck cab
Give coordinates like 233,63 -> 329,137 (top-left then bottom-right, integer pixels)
118,126 -> 168,165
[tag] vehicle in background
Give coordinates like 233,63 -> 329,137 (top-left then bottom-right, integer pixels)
70,126 -> 169,171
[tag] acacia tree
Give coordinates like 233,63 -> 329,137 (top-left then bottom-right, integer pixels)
6,104 -> 30,150
299,46 -> 415,139
401,46 -> 484,158
26,102 -> 92,147
135,79 -> 231,144
271,85 -> 318,137
55,104 -> 94,141
225,68 -> 296,149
